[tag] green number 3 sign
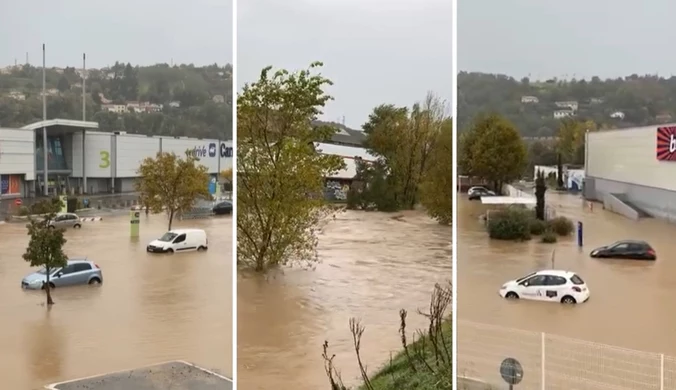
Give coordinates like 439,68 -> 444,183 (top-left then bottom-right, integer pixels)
99,150 -> 111,168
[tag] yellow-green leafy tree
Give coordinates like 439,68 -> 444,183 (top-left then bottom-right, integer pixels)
23,198 -> 67,306
419,118 -> 453,224
237,62 -> 345,272
461,113 -> 527,192
135,152 -> 211,230
557,119 -> 598,165
362,92 -> 448,210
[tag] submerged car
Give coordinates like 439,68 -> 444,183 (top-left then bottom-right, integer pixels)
468,188 -> 496,201
590,240 -> 656,260
147,228 -> 209,253
21,259 -> 102,290
49,213 -> 82,229
213,201 -> 232,215
499,270 -> 590,304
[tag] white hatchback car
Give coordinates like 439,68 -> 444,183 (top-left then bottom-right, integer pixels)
499,270 -> 590,304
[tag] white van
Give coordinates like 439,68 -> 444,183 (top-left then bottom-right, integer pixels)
146,229 -> 208,253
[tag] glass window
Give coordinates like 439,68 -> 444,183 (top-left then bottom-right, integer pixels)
570,275 -> 585,285
73,263 -> 91,272
159,232 -> 178,242
173,234 -> 186,243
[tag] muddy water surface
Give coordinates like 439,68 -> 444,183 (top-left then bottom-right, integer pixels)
0,214 -> 232,389
237,210 -> 451,389
458,192 -> 676,354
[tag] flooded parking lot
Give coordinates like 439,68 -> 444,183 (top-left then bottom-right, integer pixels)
458,192 -> 676,354
237,210 -> 452,389
0,213 -> 232,389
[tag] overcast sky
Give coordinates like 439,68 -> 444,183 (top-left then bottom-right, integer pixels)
460,0 -> 676,80
0,0 -> 232,69
238,0 -> 453,129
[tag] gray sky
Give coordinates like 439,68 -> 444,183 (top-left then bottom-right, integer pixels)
238,0 -> 453,129
460,0 -> 676,80
0,0 -> 233,69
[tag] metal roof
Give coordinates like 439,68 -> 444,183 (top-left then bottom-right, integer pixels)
481,196 -> 536,205
20,119 -> 99,131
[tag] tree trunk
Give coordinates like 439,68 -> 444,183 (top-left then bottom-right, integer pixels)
168,209 -> 175,231
45,266 -> 54,305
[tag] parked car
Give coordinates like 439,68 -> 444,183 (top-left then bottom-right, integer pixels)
468,188 -> 496,201
467,186 -> 488,196
146,228 -> 208,253
213,201 -> 232,215
499,270 -> 590,304
590,240 -> 656,260
49,213 -> 81,229
21,259 -> 102,290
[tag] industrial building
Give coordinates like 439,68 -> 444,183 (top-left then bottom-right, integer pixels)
584,123 -> 676,221
0,119 -> 233,199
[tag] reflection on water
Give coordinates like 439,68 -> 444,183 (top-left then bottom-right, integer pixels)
458,192 -> 676,354
0,214 -> 232,389
238,210 -> 451,389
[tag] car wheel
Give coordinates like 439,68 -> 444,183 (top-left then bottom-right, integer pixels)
505,292 -> 519,299
197,246 -> 207,251
561,296 -> 577,304
167,248 -> 174,254
74,224 -> 81,229
89,277 -> 101,285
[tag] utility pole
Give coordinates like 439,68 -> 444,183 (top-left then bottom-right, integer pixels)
42,44 -> 48,196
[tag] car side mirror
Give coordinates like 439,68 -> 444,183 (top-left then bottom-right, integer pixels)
56,272 -> 62,278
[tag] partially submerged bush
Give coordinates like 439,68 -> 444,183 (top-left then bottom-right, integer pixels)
548,216 -> 574,236
529,219 -> 548,235
541,230 -> 558,243
487,208 -> 532,241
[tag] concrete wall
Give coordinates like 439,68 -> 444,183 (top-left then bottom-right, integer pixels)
0,128 -> 35,180
587,123 -> 676,192
602,192 -> 639,221
116,135 -> 160,177
71,131 -> 114,178
586,176 -> 676,223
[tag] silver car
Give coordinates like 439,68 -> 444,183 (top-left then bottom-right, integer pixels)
21,259 -> 103,290
49,213 -> 82,229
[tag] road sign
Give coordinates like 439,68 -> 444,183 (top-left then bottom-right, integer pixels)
500,357 -> 524,388
14,198 -> 22,206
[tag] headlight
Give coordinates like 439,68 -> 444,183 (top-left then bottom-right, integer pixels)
500,284 -> 508,289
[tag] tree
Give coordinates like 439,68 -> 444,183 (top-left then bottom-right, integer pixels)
556,153 -> 564,189
419,118 -> 453,224
362,93 -> 448,210
461,113 -> 527,192
535,170 -> 547,221
22,198 -> 67,306
237,63 -> 345,272
57,76 -> 70,92
135,151 -> 211,230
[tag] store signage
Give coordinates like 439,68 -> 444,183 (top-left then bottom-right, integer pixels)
656,126 -> 676,161
208,143 -> 217,157
220,143 -> 233,158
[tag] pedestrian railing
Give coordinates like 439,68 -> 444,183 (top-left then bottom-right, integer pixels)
458,320 -> 674,390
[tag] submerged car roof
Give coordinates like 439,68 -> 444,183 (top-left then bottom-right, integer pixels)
535,269 -> 579,277
168,229 -> 206,234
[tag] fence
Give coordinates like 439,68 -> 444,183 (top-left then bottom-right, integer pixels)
458,320 -> 676,390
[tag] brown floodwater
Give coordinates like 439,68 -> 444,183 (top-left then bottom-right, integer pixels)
0,213 -> 232,390
458,191 -> 676,357
237,210 -> 451,389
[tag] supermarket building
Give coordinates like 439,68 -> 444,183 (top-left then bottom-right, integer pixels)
584,123 -> 676,222
0,119 -> 233,199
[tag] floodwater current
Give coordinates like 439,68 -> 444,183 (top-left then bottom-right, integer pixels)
237,210 -> 452,389
0,213 -> 232,389
458,191 -> 676,354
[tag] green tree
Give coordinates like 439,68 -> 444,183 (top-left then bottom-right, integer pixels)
348,158 -> 399,211
419,118 -> 453,224
362,93 -> 448,210
22,198 -> 67,306
237,63 -> 345,272
461,113 -> 527,192
57,76 -> 70,92
135,151 -> 211,230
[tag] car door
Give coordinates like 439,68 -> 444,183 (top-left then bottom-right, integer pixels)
53,264 -> 76,287
608,243 -> 630,258
53,214 -> 66,228
71,263 -> 92,284
172,233 -> 189,251
518,275 -> 548,301
542,275 -> 567,301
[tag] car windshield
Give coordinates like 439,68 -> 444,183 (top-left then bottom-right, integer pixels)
570,274 -> 585,285
516,272 -> 537,283
36,267 -> 60,275
158,232 -> 178,242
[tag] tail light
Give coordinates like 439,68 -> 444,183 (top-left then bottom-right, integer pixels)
648,249 -> 656,256
94,263 -> 100,269
572,286 -> 582,293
